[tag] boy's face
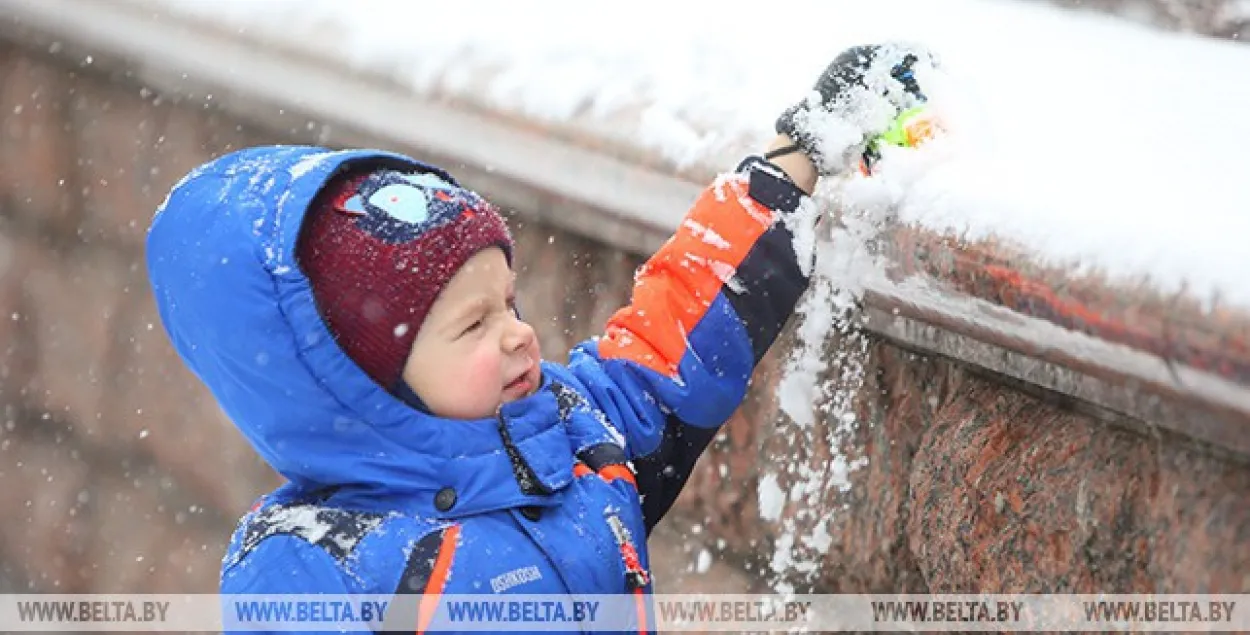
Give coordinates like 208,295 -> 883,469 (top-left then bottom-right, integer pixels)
402,247 -> 543,419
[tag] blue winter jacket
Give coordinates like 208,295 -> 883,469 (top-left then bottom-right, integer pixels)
146,146 -> 810,634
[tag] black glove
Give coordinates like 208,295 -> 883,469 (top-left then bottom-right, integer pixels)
776,43 -> 936,175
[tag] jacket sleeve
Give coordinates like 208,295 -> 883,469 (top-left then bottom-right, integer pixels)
567,156 -> 812,529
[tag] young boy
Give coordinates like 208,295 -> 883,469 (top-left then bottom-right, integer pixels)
147,44 -> 931,632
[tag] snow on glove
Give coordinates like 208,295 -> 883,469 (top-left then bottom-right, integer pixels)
776,43 -> 938,176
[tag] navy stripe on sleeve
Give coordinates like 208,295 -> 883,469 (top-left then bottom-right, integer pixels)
724,159 -> 811,363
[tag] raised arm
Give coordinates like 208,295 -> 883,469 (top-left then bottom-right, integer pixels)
565,43 -> 937,529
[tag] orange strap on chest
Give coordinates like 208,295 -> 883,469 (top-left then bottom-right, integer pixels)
573,462 -> 637,487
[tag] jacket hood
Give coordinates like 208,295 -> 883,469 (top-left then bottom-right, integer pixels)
146,146 -> 618,515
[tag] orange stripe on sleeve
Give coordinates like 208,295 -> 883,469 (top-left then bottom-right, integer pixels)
598,176 -> 777,377
416,524 -> 461,635
597,464 -> 637,487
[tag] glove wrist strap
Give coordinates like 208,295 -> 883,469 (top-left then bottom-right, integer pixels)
763,143 -> 804,161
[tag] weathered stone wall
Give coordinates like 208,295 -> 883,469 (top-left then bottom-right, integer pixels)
670,321 -> 1250,593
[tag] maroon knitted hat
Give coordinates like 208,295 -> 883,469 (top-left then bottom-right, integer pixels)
297,166 -> 513,389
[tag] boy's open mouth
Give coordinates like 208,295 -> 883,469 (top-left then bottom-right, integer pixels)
503,369 -> 535,398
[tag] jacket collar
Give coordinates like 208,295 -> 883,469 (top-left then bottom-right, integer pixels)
264,367 -> 624,518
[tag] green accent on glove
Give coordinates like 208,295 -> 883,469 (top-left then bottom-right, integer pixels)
880,106 -> 931,148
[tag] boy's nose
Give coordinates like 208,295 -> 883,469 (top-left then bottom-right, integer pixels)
503,315 -> 537,353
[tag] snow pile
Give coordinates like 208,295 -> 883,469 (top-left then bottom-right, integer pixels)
150,0 -> 1250,310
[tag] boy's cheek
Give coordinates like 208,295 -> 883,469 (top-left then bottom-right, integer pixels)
464,349 -> 504,385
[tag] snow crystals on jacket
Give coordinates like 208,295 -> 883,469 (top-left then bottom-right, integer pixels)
146,146 -> 810,634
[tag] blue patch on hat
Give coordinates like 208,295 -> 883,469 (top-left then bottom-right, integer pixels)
369,184 -> 429,225
351,170 -> 475,244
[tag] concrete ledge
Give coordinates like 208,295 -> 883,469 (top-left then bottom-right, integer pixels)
865,285 -> 1250,460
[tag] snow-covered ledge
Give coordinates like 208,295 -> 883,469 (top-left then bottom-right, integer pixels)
1,0 -> 694,257
5,0 -> 1248,464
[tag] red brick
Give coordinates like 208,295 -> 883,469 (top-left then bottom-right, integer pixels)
649,521 -> 752,594
0,426 -> 233,592
0,435 -> 94,591
71,87 -> 268,253
0,231 -> 37,406
509,223 -> 653,361
22,248 -> 132,435
153,529 -> 228,592
105,287 -> 281,515
81,473 -> 182,592
146,103 -> 218,209
201,109 -> 263,156
70,79 -> 163,250
513,222 -> 581,360
582,248 -> 638,337
0,56 -> 80,236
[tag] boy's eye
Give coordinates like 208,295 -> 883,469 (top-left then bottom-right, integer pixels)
461,319 -> 484,336
507,298 -> 519,317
